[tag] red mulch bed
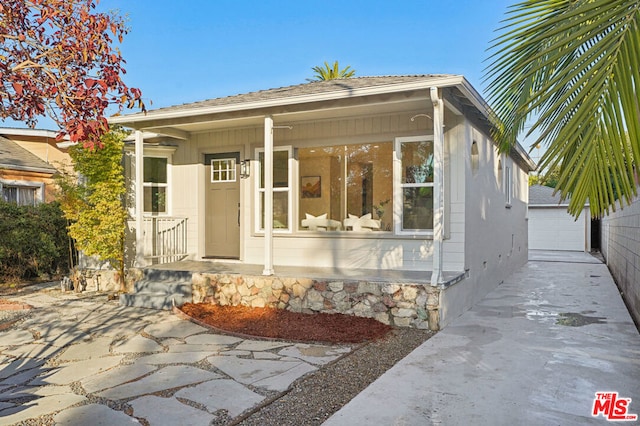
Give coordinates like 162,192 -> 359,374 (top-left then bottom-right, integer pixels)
178,303 -> 393,344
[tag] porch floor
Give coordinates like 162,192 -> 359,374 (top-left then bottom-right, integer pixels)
144,260 -> 465,288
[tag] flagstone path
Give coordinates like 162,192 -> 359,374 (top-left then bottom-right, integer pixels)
0,283 -> 352,425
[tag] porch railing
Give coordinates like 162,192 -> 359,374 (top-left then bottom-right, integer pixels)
143,216 -> 188,264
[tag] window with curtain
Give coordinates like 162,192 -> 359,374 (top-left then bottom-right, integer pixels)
2,185 -> 38,206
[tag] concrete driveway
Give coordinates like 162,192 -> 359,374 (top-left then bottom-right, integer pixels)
325,251 -> 640,425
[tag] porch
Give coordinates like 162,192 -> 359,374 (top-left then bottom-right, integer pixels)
126,260 -> 466,331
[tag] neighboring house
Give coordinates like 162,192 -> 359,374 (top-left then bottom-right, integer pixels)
0,128 -> 71,205
111,75 -> 535,326
528,184 -> 591,252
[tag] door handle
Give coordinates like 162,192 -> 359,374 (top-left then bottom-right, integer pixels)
237,203 -> 240,227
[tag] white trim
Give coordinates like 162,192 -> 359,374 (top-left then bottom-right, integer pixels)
255,145 -> 293,235
142,155 -> 171,216
210,158 -> 237,183
134,130 -> 145,267
0,127 -> 66,140
262,117 -> 274,275
504,159 -> 513,208
431,87 -> 444,286
393,135 -> 435,237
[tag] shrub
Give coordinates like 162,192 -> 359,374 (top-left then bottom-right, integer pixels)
0,200 -> 70,283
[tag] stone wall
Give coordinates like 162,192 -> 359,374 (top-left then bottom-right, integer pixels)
601,196 -> 640,326
191,273 -> 440,330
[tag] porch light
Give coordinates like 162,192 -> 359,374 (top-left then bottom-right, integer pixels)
240,159 -> 250,179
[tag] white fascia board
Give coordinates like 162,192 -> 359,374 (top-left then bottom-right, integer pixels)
56,141 -> 77,149
123,131 -> 167,141
109,75 -> 467,127
0,127 -> 68,140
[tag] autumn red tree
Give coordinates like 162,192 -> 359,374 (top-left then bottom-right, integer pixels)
0,0 -> 144,146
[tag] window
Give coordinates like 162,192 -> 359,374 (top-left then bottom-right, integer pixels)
395,136 -> 434,233
2,185 -> 37,206
211,158 -> 236,182
298,142 -> 393,231
504,164 -> 512,206
143,157 -> 168,214
256,147 -> 292,231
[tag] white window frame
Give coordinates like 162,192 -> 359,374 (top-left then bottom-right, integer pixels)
210,158 -> 237,183
255,146 -> 293,233
504,156 -> 513,208
142,151 -> 172,216
393,135 -> 435,236
0,179 -> 44,206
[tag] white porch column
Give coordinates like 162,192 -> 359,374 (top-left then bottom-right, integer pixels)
263,116 -> 274,275
431,87 -> 444,286
134,130 -> 146,267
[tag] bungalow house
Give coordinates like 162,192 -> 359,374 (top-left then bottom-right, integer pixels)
111,75 -> 535,329
0,128 -> 71,205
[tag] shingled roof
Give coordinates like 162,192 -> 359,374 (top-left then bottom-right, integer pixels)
0,136 -> 57,174
529,185 -> 568,206
148,75 -> 455,114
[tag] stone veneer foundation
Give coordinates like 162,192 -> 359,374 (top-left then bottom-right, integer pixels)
190,273 -> 441,330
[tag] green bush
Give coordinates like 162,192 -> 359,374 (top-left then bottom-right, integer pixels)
0,200 -> 70,283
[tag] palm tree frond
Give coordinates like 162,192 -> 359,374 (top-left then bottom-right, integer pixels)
307,60 -> 356,81
485,0 -> 640,218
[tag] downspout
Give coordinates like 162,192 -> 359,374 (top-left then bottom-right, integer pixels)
134,130 -> 146,267
263,116 -> 274,275
431,87 -> 444,286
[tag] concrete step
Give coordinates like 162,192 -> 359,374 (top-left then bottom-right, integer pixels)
142,269 -> 193,283
119,268 -> 194,311
133,280 -> 192,296
119,292 -> 191,310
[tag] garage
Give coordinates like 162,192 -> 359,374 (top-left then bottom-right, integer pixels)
528,185 -> 590,251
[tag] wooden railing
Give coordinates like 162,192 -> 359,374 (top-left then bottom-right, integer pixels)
143,216 -> 188,264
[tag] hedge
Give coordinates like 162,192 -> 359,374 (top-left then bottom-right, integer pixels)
0,200 -> 70,283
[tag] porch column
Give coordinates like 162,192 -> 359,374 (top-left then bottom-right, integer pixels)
134,130 -> 146,267
431,87 -> 444,286
263,116 -> 274,275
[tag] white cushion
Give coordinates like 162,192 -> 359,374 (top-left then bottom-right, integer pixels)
305,213 -> 327,220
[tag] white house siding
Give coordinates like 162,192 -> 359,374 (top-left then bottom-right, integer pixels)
441,115 -> 466,272
168,110 -> 457,271
528,207 -> 590,251
601,195 -> 640,326
439,123 -> 529,327
243,236 -> 433,270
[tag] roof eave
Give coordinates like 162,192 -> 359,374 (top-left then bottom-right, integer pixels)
0,164 -> 57,174
109,75 -> 467,127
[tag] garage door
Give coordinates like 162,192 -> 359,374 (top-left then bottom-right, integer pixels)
528,208 -> 587,251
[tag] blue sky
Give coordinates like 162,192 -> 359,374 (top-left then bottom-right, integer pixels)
4,1 -> 522,133
110,0 -> 515,109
